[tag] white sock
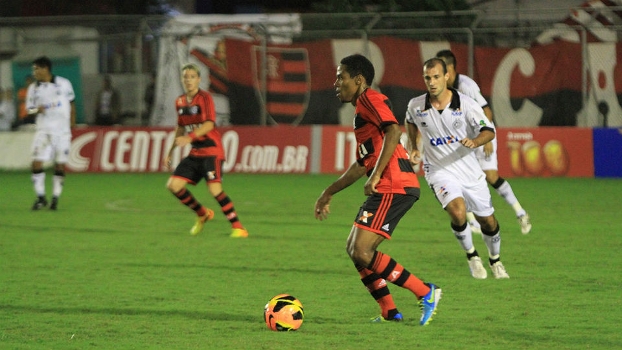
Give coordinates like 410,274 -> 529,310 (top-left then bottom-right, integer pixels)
481,231 -> 501,257
53,175 -> 65,197
452,224 -> 474,252
32,172 -> 46,197
495,180 -> 526,217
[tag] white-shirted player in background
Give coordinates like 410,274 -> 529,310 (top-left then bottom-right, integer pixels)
436,50 -> 531,235
27,56 -> 76,210
405,58 -> 509,279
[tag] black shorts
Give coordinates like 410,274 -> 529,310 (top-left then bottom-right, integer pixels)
353,191 -> 420,239
173,156 -> 222,185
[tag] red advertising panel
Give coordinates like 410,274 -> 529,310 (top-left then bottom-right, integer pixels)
496,127 -> 594,178
67,126 -> 312,174
319,126 -> 359,174
220,125 -> 311,174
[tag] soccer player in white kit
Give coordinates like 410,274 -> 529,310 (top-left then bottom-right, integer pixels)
26,56 -> 76,210
436,50 -> 531,234
405,58 -> 509,279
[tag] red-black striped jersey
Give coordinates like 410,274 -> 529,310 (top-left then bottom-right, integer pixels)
175,89 -> 225,159
354,88 -> 420,194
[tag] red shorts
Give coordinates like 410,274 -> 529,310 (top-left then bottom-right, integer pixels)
354,191 -> 419,239
172,156 -> 222,185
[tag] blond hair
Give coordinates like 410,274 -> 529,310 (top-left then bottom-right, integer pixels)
181,63 -> 201,76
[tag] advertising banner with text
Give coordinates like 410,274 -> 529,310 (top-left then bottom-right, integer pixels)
66,126 -> 312,174
65,126 -> 594,178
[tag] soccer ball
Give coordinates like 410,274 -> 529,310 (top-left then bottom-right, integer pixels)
264,294 -> 304,331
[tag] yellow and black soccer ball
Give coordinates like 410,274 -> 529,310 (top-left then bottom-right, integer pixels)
264,294 -> 304,331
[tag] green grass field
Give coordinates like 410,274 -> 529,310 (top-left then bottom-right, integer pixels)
1,171 -> 621,349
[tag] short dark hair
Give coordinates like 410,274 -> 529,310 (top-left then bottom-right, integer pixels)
340,54 -> 375,85
424,58 -> 447,74
32,56 -> 52,70
436,50 -> 456,68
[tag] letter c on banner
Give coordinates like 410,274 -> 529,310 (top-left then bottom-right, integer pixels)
492,48 -> 543,126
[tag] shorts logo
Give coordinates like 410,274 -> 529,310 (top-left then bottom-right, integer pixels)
358,211 -> 374,223
207,171 -> 216,180
381,223 -> 390,232
436,186 -> 449,198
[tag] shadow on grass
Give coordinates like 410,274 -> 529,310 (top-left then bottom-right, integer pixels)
0,304 -> 256,322
119,262 -> 352,276
0,304 -> 345,324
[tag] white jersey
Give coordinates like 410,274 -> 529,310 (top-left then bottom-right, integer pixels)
26,75 -> 75,134
405,88 -> 495,185
453,74 -> 488,109
454,74 -> 499,170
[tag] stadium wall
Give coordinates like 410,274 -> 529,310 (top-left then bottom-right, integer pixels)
0,125 -> 615,177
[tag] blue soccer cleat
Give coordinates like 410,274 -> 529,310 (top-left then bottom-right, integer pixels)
419,284 -> 442,326
370,312 -> 403,323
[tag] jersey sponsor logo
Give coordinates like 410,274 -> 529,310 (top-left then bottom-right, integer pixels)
38,100 -> 63,110
358,210 -> 374,223
183,123 -> 202,133
178,105 -> 201,116
429,135 -> 461,146
415,110 -> 428,118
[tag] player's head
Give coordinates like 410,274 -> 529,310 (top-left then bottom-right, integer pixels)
435,50 -> 457,85
335,54 -> 374,104
33,56 -> 52,71
423,58 -> 449,98
340,54 -> 374,85
181,63 -> 201,94
32,56 -> 52,82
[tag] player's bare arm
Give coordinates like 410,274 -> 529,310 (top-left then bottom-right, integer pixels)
70,101 -> 76,128
175,120 -> 214,147
365,123 -> 401,195
163,126 -> 186,169
460,129 -> 495,149
315,162 -> 367,221
482,106 -> 495,156
405,122 -> 422,165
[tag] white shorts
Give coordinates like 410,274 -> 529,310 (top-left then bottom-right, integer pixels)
31,130 -> 72,164
425,170 -> 495,217
475,137 -> 498,171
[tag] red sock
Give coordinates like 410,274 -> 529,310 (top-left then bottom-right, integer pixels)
369,251 -> 430,298
357,265 -> 397,318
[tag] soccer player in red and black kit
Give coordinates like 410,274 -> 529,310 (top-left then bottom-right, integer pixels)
314,54 -> 441,325
164,63 -> 248,238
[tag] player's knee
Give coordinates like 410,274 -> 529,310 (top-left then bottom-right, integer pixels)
166,179 -> 181,193
346,243 -> 373,267
480,217 -> 499,234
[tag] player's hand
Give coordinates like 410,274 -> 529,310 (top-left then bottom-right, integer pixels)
314,192 -> 332,221
409,149 -> 422,166
163,155 -> 173,170
483,142 -> 493,156
175,135 -> 192,147
363,173 -> 380,196
460,138 -> 478,149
